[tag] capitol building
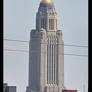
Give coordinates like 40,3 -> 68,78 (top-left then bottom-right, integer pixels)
26,0 -> 65,92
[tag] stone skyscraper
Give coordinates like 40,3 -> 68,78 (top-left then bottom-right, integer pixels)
26,0 -> 65,92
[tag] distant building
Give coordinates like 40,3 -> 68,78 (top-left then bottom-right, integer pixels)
3,83 -> 16,92
3,83 -> 8,92
62,90 -> 77,92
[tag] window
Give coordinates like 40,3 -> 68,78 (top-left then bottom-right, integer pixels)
49,19 -> 54,30
41,18 -> 46,29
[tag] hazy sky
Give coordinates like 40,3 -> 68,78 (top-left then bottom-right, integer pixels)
4,0 -> 88,92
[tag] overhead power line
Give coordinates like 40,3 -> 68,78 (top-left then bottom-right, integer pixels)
4,49 -> 29,53
4,49 -> 88,57
4,39 -> 29,43
4,39 -> 88,48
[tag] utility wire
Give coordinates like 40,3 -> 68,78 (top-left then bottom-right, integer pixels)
4,49 -> 29,53
4,49 -> 88,57
4,39 -> 29,43
4,39 -> 88,48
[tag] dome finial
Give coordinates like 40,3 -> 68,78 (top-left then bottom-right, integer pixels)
45,0 -> 52,3
42,0 -> 52,4
39,0 -> 54,8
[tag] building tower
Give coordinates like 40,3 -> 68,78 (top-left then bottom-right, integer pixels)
26,0 -> 65,92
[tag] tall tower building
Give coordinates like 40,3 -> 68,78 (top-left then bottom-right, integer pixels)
26,0 -> 65,92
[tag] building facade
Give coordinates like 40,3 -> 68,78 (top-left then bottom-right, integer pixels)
3,83 -> 16,92
26,0 -> 65,92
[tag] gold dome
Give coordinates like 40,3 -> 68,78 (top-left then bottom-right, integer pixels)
42,0 -> 52,4
40,0 -> 54,8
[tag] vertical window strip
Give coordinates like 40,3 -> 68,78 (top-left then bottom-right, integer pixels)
49,19 -> 50,30
51,43 -> 53,84
54,43 -> 55,84
50,40 -> 52,84
49,39 -> 51,84
56,19 -> 57,30
44,18 -> 46,29
47,38 -> 50,84
47,44 -> 48,84
54,41 -> 58,85
53,44 -> 55,84
43,19 -> 44,28
55,43 -> 57,84
56,43 -> 58,85
49,19 -> 54,30
41,18 -> 46,29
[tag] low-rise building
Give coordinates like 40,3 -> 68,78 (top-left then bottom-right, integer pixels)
62,90 -> 77,92
3,83 -> 16,92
